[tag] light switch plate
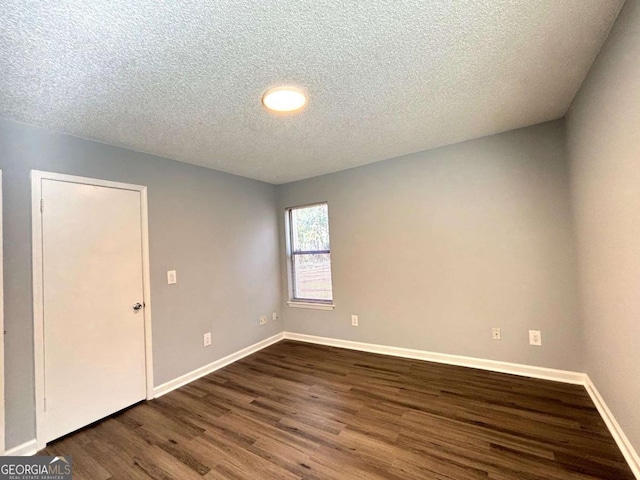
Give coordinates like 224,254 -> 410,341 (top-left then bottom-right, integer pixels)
167,270 -> 177,285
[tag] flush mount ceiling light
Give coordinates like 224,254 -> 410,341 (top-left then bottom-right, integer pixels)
262,86 -> 307,113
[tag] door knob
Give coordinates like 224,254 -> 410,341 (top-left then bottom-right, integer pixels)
133,302 -> 143,311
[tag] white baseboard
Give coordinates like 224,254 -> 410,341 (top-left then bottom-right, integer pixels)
283,332 -> 639,478
153,332 -> 284,398
282,332 -> 586,384
2,439 -> 38,456
584,376 -> 640,479
14,330 -> 636,476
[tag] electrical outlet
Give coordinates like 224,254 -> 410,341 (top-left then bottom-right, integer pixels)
492,327 -> 501,340
351,314 -> 358,327
203,332 -> 211,347
529,330 -> 542,346
272,312 -> 279,321
167,270 -> 177,285
259,315 -> 267,326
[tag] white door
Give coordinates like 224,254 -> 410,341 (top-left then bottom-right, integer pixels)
41,178 -> 147,443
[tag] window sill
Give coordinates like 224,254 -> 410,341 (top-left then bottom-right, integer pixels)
287,301 -> 335,311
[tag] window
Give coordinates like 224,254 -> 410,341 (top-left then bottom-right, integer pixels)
287,203 -> 334,305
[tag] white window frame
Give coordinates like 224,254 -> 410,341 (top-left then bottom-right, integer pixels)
285,202 -> 335,310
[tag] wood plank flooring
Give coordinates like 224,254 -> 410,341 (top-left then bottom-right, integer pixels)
41,340 -> 634,479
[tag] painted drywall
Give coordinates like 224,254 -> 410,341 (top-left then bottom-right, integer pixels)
279,120 -> 582,372
0,170 -> 4,454
567,0 -> 640,452
1,1 -> 623,185
0,118 -> 282,449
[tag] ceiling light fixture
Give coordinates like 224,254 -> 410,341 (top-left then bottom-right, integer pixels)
262,86 -> 307,113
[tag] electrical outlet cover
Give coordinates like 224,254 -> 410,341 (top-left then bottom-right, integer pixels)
351,314 -> 358,327
259,315 -> 267,326
529,330 -> 542,346
492,328 -> 501,340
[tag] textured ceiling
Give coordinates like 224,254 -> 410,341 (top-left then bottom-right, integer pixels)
0,1 -> 624,184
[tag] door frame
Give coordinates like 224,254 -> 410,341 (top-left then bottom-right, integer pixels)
31,170 -> 154,450
0,170 -> 5,454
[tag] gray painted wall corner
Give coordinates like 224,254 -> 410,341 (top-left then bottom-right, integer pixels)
0,118 -> 283,449
566,0 -> 640,453
278,120 -> 583,373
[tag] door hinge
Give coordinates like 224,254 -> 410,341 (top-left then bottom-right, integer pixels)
40,198 -> 44,213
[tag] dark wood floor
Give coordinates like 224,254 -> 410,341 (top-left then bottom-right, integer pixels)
41,340 -> 633,479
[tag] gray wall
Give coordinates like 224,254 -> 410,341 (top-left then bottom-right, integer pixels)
279,120 -> 583,371
6,6 -> 639,450
0,118 -> 282,449
567,0 -> 640,451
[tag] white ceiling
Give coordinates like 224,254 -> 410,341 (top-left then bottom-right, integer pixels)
0,1 -> 624,184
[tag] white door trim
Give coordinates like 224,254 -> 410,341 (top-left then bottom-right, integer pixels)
31,170 -> 154,451
0,170 -> 5,454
